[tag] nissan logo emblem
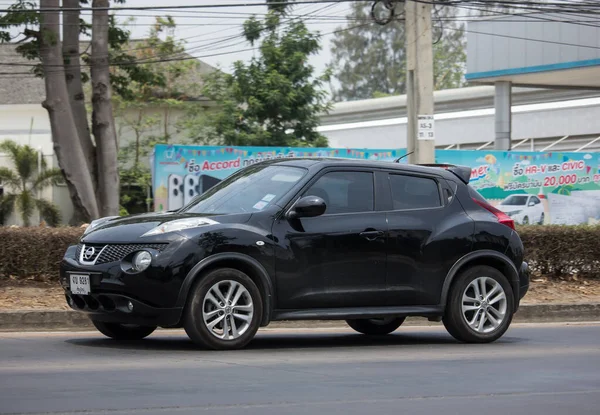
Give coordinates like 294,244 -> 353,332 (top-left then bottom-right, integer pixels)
83,247 -> 96,260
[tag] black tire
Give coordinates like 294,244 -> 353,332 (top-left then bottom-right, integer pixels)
538,213 -> 545,225
184,268 -> 263,350
91,320 -> 156,340
443,265 -> 514,343
522,216 -> 529,225
346,317 -> 405,335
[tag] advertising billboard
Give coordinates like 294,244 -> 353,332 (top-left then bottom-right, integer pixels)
151,144 -> 600,225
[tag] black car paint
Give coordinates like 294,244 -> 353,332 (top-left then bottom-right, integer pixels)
60,158 -> 529,328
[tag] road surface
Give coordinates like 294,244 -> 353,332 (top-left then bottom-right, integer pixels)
0,323 -> 599,415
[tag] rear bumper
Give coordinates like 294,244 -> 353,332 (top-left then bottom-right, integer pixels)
518,261 -> 530,300
64,292 -> 183,328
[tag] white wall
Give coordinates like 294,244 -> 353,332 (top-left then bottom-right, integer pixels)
319,97 -> 600,151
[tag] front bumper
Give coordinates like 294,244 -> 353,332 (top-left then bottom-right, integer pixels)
60,237 -> 205,328
64,291 -> 183,327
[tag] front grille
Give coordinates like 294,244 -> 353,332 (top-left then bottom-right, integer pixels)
77,243 -> 168,265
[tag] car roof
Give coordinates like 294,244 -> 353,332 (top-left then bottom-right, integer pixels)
260,157 -> 460,180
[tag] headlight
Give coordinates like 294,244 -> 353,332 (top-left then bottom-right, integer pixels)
132,251 -> 152,272
141,217 -> 219,237
83,216 -> 120,235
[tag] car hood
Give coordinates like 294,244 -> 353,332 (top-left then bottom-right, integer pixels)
81,211 -> 252,244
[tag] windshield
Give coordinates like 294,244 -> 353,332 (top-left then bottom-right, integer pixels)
180,165 -> 306,215
500,195 -> 528,206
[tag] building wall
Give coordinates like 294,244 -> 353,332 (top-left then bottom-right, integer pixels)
467,13 -> 600,76
319,96 -> 600,152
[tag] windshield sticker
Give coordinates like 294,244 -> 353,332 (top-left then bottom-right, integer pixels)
253,200 -> 268,210
262,194 -> 276,202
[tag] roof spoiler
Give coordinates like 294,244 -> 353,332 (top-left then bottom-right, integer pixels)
418,163 -> 471,184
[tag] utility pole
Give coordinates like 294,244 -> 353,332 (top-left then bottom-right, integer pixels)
405,0 -> 435,164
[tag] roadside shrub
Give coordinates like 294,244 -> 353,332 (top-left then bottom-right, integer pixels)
0,225 -> 599,282
0,226 -> 83,280
516,225 -> 600,279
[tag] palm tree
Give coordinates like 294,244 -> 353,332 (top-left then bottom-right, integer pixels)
0,140 -> 63,226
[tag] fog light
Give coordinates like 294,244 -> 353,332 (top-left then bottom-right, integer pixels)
127,301 -> 134,312
132,251 -> 152,272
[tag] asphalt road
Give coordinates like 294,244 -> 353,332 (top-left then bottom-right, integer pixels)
0,323 -> 599,415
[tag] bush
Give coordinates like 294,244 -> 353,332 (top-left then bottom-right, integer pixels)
0,227 -> 83,281
517,225 -> 600,279
0,225 -> 599,282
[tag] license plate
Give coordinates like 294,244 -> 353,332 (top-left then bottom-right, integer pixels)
70,274 -> 91,295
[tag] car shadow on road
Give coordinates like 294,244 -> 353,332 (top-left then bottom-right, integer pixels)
65,329 -> 520,352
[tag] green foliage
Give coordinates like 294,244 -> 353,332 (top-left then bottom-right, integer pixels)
113,17 -> 209,213
118,165 -> 152,215
0,140 -> 62,226
328,2 -> 466,101
202,9 -> 331,147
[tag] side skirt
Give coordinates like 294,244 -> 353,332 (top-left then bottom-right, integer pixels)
272,306 -> 444,321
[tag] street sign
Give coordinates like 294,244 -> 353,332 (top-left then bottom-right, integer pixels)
418,115 -> 435,140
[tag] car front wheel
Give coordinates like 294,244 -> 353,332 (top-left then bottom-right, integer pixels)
184,268 -> 263,350
443,265 -> 514,343
346,317 -> 405,335
91,320 -> 156,340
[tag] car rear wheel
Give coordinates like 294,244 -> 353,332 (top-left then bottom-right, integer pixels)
443,265 -> 514,343
184,268 -> 263,350
346,317 -> 405,335
91,320 -> 156,340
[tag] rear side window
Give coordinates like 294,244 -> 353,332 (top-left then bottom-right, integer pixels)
389,174 -> 441,210
304,171 -> 374,214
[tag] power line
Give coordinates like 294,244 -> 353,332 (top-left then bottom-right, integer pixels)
0,0 -> 360,13
0,14 -> 374,78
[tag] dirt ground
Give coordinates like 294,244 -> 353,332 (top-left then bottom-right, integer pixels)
1,276 -> 600,311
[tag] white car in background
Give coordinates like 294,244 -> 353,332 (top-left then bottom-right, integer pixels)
497,194 -> 545,225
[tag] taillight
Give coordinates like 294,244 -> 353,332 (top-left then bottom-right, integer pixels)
472,198 -> 515,230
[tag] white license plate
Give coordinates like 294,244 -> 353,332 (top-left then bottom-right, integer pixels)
70,274 -> 91,295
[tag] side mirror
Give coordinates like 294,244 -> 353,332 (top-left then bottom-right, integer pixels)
528,202 -> 535,207
287,196 -> 326,220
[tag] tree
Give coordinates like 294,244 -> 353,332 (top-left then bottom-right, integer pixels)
202,9 -> 331,147
38,0 -> 100,222
0,140 -> 62,226
1,0 -> 171,223
328,1 -> 466,101
90,0 -> 119,218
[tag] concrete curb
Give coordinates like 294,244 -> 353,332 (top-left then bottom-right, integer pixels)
1,303 -> 599,332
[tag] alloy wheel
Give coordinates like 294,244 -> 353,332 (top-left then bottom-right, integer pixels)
202,280 -> 254,340
461,276 -> 507,334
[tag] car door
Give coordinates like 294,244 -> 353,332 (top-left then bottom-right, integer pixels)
382,171 -> 473,306
272,169 -> 388,309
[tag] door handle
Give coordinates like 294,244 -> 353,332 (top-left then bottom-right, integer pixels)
360,230 -> 384,241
